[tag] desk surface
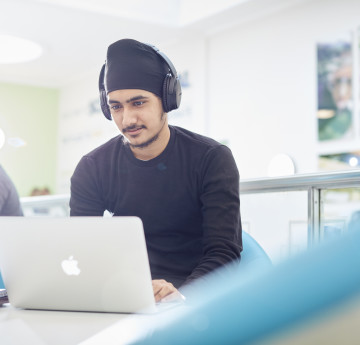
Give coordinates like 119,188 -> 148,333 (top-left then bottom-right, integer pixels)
0,304 -> 129,345
0,302 -> 187,345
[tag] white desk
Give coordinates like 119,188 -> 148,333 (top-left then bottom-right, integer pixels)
0,303 -> 187,345
0,304 -> 129,345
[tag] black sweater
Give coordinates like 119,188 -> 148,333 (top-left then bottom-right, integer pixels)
70,126 -> 242,288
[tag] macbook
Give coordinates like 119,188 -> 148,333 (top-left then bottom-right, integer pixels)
0,216 -> 160,313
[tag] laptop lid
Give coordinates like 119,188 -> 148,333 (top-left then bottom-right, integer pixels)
0,217 -> 156,313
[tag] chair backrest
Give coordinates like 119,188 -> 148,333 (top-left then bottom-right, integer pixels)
177,231 -> 272,304
241,231 -> 272,268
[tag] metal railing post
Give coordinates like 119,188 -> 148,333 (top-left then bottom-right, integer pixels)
308,187 -> 320,247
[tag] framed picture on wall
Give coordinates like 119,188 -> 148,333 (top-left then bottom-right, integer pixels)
317,33 -> 353,141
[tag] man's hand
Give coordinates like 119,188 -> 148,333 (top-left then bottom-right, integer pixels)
152,279 -> 185,303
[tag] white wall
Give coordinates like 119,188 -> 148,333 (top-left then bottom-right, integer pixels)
56,72 -> 118,193
163,38 -> 208,135
57,0 -> 360,192
208,0 -> 360,178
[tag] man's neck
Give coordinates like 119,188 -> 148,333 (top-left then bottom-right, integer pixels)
131,125 -> 171,161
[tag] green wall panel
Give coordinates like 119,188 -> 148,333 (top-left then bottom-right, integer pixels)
0,82 -> 59,196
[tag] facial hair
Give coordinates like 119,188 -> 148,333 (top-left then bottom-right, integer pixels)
125,112 -> 166,149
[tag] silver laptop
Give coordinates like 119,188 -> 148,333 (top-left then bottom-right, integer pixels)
0,216 -> 158,313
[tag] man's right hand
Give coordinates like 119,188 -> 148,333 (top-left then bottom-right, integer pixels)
152,279 -> 185,303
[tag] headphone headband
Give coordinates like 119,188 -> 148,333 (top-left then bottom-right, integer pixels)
98,43 -> 182,120
144,43 -> 178,80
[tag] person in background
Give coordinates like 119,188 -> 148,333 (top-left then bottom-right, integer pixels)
30,187 -> 51,196
0,165 -> 23,216
70,39 -> 242,302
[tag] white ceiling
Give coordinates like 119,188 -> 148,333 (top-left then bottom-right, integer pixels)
0,0 -> 310,88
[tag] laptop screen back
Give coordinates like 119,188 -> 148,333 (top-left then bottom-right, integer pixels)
0,217 -> 156,313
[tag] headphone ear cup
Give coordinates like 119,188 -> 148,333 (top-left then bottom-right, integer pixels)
162,73 -> 182,113
162,74 -> 171,113
173,77 -> 182,110
100,90 -> 112,120
99,64 -> 112,121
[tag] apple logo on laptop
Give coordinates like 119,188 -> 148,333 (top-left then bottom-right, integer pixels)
61,256 -> 81,276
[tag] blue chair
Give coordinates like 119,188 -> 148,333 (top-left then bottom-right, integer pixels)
0,272 -> 4,289
177,231 -> 272,304
241,231 -> 272,268
125,229 -> 360,345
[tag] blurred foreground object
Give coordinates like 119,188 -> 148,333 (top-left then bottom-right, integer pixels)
122,227 -> 360,345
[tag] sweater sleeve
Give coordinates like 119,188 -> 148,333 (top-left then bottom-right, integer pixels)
182,145 -> 242,286
70,156 -> 106,216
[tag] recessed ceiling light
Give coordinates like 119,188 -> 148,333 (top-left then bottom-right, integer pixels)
0,34 -> 43,64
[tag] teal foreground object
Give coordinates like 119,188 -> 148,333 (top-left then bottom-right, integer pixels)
129,229 -> 360,345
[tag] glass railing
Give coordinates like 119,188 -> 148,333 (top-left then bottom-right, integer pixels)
240,170 -> 360,263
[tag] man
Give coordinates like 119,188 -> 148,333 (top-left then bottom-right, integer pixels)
70,39 -> 242,302
0,165 -> 23,216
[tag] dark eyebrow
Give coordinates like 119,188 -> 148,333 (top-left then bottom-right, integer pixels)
108,95 -> 148,104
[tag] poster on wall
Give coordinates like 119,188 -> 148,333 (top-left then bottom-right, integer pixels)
317,33 -> 353,141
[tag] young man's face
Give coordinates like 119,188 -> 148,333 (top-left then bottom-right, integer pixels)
107,89 -> 167,150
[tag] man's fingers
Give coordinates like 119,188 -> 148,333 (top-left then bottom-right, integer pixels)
152,280 -> 163,296
152,279 -> 173,295
152,279 -> 177,302
154,284 -> 175,302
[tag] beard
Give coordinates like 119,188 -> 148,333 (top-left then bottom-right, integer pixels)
124,112 -> 166,149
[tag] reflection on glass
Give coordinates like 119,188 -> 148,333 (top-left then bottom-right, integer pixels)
240,191 -> 308,264
320,188 -> 360,239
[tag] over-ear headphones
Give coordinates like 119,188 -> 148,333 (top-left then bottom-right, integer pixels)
98,43 -> 182,120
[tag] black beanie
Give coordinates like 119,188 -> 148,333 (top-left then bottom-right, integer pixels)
105,39 -> 168,98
